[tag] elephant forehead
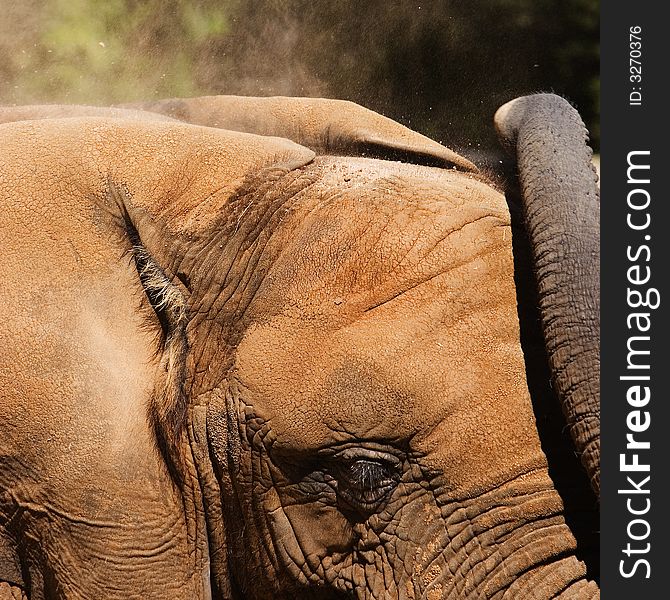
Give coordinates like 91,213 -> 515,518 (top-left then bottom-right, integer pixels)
231,160 -> 542,483
234,210 -> 533,462
246,161 -> 512,322
235,305 -> 528,437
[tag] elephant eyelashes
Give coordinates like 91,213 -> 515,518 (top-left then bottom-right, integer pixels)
328,450 -> 401,513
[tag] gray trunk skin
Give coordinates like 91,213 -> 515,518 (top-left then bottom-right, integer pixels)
494,94 -> 600,498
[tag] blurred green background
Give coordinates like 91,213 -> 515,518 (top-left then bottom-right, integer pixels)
0,0 -> 599,155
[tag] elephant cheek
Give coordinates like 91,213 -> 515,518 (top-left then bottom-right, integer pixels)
265,490 -> 353,570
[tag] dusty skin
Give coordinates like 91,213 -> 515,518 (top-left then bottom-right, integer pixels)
0,97 -> 599,599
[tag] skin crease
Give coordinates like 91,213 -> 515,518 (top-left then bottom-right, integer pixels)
0,112 -> 598,598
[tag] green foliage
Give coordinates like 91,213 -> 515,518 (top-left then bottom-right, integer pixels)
0,0 -> 599,149
1,0 -> 235,103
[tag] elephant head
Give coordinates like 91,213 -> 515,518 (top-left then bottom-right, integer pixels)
0,95 -> 599,599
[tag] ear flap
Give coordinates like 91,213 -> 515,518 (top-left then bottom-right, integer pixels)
123,95 -> 477,172
4,97 -> 476,172
84,119 -> 316,475
1,118 -> 316,594
85,117 -> 317,233
1,116 -> 315,485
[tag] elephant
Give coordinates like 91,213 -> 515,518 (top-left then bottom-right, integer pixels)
0,94 -> 599,599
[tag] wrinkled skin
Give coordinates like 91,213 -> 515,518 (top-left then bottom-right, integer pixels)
0,99 -> 598,599
495,95 -> 600,498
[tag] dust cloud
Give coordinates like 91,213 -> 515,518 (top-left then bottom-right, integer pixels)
0,0 -> 599,153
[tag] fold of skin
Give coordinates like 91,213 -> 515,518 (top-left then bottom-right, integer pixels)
121,95 -> 477,171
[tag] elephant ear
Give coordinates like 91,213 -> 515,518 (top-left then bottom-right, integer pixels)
494,94 -> 600,498
123,95 -> 477,172
5,114 -> 315,480
84,119 -> 316,460
1,117 -> 315,597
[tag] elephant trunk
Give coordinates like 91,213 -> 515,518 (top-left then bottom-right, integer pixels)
417,556 -> 599,599
494,94 -> 600,498
404,472 -> 598,598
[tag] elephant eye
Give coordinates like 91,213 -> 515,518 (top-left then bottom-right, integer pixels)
329,449 -> 401,513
